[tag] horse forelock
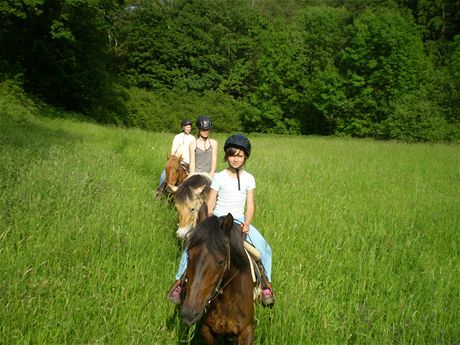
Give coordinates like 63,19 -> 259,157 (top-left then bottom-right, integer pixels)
174,183 -> 194,204
188,216 -> 248,271
188,216 -> 223,252
175,174 -> 211,204
166,155 -> 181,166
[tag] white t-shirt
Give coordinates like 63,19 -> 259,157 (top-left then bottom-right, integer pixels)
211,169 -> 256,218
171,133 -> 196,164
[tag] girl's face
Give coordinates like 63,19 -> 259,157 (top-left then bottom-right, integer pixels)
183,125 -> 192,134
199,129 -> 209,138
227,149 -> 246,170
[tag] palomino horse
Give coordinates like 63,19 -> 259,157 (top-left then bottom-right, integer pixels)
159,154 -> 188,196
181,210 -> 255,345
174,173 -> 212,239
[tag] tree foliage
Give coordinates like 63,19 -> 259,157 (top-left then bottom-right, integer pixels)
0,0 -> 123,114
338,7 -> 430,136
1,0 -> 458,142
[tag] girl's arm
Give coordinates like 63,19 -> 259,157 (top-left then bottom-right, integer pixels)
243,188 -> 255,233
210,139 -> 218,175
189,141 -> 196,174
207,189 -> 218,217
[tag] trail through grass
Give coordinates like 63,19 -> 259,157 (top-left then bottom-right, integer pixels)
1,113 -> 459,344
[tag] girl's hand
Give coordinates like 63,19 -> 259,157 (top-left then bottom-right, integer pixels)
241,223 -> 250,234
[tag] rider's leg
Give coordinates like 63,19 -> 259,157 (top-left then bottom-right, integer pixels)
156,170 -> 167,196
159,169 -> 167,187
243,224 -> 272,282
234,217 -> 275,306
175,250 -> 188,280
167,250 -> 188,304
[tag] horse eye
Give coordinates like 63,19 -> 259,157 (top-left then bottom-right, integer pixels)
216,260 -> 225,268
190,208 -> 195,212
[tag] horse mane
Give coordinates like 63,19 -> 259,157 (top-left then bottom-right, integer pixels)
175,174 -> 211,204
187,215 -> 248,270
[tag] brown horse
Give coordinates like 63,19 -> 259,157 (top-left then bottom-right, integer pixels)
160,154 -> 188,196
174,173 -> 212,239
181,211 -> 255,345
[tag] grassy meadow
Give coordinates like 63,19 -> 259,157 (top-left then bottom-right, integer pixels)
1,111 -> 459,344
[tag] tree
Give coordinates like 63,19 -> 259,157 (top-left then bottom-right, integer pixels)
338,7 -> 430,137
0,0 -> 123,114
116,0 -> 264,96
248,6 -> 350,134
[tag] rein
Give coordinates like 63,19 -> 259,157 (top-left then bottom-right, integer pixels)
203,241 -> 238,314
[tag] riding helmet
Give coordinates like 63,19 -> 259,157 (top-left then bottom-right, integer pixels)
224,133 -> 251,157
181,118 -> 192,127
196,115 -> 212,130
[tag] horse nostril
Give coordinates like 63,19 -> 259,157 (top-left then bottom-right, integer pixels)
181,306 -> 201,326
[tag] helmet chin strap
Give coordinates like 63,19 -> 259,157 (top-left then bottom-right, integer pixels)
236,168 -> 241,191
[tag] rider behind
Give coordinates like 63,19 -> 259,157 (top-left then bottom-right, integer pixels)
157,119 -> 196,193
189,115 -> 218,176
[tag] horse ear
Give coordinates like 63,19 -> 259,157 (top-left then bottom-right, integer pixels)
222,213 -> 234,233
197,202 -> 209,223
193,185 -> 207,196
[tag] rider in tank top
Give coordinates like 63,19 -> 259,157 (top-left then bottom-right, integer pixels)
189,115 -> 218,175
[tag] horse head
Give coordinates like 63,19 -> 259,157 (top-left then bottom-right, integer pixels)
174,174 -> 211,239
181,213 -> 235,326
165,154 -> 186,190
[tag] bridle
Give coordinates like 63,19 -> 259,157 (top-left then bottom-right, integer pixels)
166,159 -> 187,187
204,240 -> 239,314
186,238 -> 238,315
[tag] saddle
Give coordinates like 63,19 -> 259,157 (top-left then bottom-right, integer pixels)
243,241 -> 265,302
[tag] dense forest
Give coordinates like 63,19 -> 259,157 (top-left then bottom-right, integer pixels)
1,0 -> 459,141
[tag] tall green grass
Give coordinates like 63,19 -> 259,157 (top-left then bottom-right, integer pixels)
1,109 -> 459,344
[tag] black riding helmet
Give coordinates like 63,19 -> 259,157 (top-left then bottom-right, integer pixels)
196,115 -> 212,130
181,119 -> 192,127
224,133 -> 251,157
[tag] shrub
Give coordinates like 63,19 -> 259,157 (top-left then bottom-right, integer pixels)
123,87 -> 249,133
378,91 -> 458,142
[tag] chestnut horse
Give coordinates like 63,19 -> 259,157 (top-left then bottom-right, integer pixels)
159,154 -> 188,196
174,173 -> 212,239
181,211 -> 254,345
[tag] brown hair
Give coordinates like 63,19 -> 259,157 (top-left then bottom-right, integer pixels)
224,147 -> 247,162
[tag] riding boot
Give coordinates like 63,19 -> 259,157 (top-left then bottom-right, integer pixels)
166,279 -> 183,305
257,262 -> 275,307
155,180 -> 166,198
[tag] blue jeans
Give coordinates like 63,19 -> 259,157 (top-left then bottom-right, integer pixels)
175,215 -> 272,282
158,169 -> 166,188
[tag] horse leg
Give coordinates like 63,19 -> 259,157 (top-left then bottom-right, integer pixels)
200,324 -> 217,345
235,324 -> 254,345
